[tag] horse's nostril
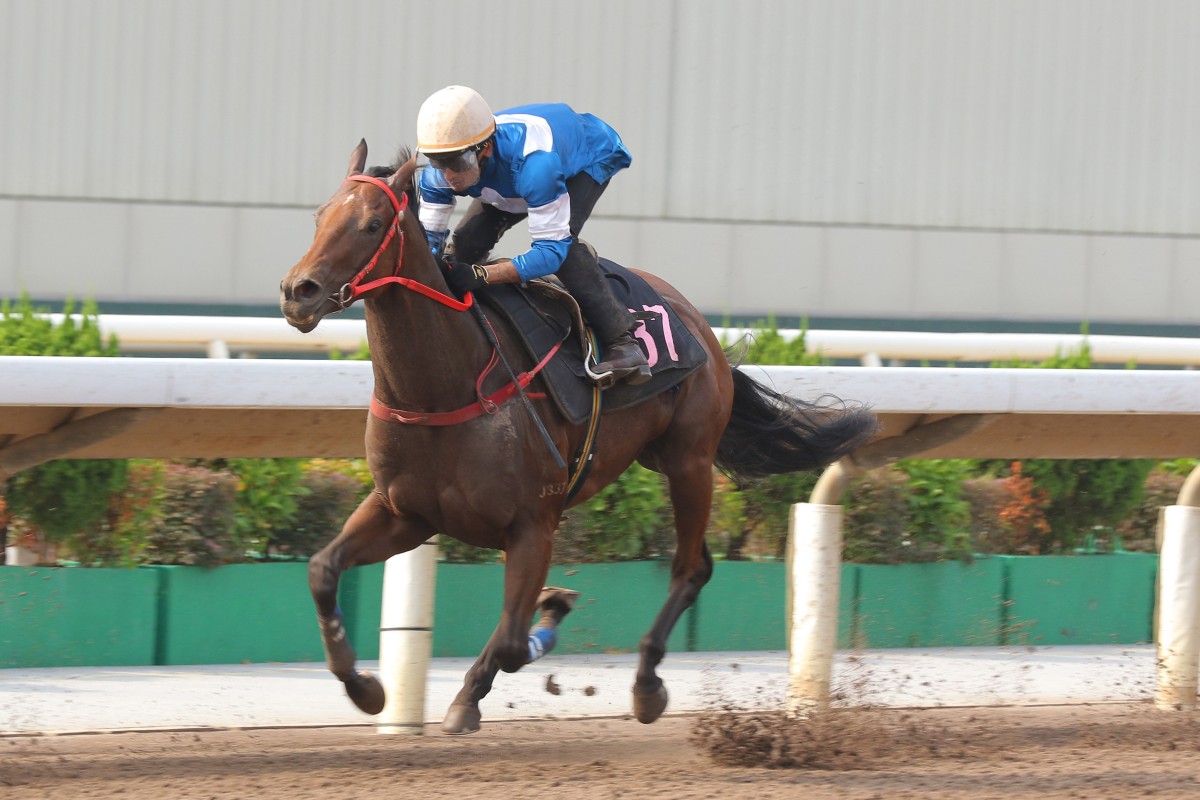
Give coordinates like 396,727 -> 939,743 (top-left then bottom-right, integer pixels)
293,279 -> 322,302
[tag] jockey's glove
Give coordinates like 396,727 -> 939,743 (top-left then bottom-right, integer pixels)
445,261 -> 488,298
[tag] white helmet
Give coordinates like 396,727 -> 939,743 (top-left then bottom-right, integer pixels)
416,86 -> 496,154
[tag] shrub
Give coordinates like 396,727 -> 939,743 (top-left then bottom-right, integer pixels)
1016,458 -> 1154,551
551,466 -> 673,564
704,473 -> 747,560
142,464 -> 241,566
993,461 -> 1053,554
0,295 -> 119,357
842,467 -> 916,563
841,461 -> 978,564
5,459 -> 129,556
733,319 -> 827,367
1,295 -> 126,564
580,464 -> 671,561
1115,468 -> 1185,552
224,458 -> 306,558
961,475 -> 1011,554
280,465 -> 368,558
987,331 -> 1154,551
718,472 -> 819,560
895,458 -> 975,560
87,460 -> 168,566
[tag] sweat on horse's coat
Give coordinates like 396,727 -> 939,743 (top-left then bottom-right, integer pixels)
279,140 -> 879,735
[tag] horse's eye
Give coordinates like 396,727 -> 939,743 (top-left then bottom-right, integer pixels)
366,219 -> 383,234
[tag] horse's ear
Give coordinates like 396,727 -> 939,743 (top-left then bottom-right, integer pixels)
388,150 -> 419,194
347,139 -> 368,177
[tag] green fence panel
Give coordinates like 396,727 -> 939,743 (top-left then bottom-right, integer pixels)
334,561 -> 511,660
693,561 -> 785,652
1002,554 -> 1158,646
426,563 -> 506,658
0,555 -> 1165,668
691,562 -> 859,652
838,564 -> 861,649
854,560 -> 1006,649
151,563 -> 324,665
313,561 -> 689,660
0,566 -> 159,668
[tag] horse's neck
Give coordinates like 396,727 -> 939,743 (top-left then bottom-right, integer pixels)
364,285 -> 491,412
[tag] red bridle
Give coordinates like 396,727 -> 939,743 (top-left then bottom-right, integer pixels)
331,174 -> 473,312
331,173 -> 560,427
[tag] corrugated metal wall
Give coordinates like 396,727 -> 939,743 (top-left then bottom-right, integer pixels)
670,0 -> 1200,234
0,0 -> 677,215
2,0 -> 1199,322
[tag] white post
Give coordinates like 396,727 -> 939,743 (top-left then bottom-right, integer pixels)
376,540 -> 439,734
1156,506 -> 1200,710
5,545 -> 39,566
786,502 -> 844,718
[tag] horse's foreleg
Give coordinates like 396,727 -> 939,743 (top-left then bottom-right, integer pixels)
309,493 -> 433,715
441,525 -> 562,734
634,460 -> 715,724
441,586 -> 580,735
441,638 -> 499,735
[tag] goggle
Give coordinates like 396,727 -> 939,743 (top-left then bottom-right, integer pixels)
424,147 -> 480,173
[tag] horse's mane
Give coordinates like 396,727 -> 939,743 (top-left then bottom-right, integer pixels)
366,147 -> 419,215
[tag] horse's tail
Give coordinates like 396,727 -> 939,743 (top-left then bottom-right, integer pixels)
714,365 -> 880,485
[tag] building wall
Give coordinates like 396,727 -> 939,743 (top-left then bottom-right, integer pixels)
3,0 -> 1199,327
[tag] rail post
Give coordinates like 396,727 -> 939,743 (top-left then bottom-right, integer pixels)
376,540 -> 439,734
1156,479 -> 1200,710
786,501 -> 845,717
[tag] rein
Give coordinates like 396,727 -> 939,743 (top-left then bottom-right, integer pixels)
333,174 -> 472,312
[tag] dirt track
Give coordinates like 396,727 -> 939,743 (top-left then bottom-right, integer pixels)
6,703 -> 1200,799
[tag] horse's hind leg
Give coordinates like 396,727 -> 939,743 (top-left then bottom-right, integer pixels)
309,492 -> 434,715
633,454 -> 716,724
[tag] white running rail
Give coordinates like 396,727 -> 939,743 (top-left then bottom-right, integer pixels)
39,314 -> 1200,367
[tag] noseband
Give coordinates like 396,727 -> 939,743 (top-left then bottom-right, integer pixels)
332,174 -> 472,312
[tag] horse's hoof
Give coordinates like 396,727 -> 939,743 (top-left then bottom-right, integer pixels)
344,670 -> 386,715
537,586 -> 581,616
632,681 -> 669,724
441,703 -> 482,735
535,587 -> 582,630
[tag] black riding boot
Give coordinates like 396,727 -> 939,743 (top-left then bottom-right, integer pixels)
556,243 -> 652,386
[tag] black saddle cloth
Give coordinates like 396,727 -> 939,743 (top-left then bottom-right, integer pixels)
478,258 -> 708,425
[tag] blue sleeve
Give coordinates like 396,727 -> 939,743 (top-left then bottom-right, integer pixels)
511,238 -> 572,281
417,167 -> 455,208
508,150 -> 572,281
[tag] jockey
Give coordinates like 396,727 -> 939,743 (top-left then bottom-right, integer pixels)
415,85 -> 652,386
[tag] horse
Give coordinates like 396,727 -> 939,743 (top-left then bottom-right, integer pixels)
279,141 -> 879,734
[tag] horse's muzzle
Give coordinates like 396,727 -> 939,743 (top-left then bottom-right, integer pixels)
280,279 -> 326,332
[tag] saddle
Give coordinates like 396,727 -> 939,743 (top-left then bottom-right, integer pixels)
477,258 -> 708,425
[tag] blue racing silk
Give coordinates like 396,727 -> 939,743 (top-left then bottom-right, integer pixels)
417,103 -> 632,282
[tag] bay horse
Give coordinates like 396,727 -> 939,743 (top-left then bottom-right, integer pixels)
279,141 -> 878,734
